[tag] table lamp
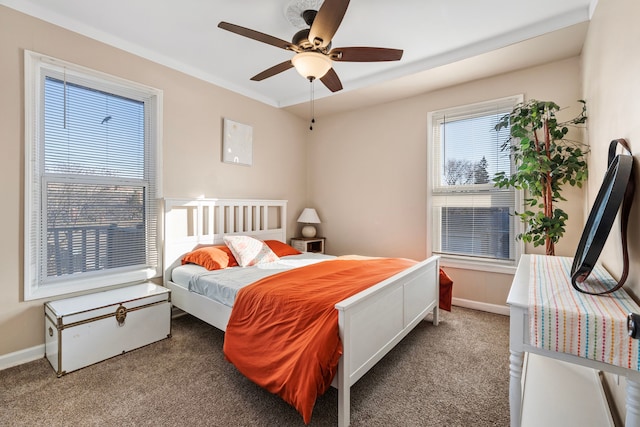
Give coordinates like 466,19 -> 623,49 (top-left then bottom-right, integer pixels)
297,208 -> 321,238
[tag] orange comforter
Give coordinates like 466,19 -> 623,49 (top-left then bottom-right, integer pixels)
223,258 -> 416,424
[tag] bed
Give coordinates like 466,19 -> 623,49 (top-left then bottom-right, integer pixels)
163,198 -> 440,426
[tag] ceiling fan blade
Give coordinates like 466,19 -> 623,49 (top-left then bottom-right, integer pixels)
218,22 -> 299,52
251,61 -> 294,81
320,68 -> 343,92
329,47 -> 403,62
308,0 -> 350,48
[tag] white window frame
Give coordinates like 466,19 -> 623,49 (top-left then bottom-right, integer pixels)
24,51 -> 163,300
427,95 -> 524,274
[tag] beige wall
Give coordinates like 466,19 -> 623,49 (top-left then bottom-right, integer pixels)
1,0 -> 622,374
581,0 -> 640,420
307,57 -> 586,308
0,6 -> 308,356
582,0 -> 640,296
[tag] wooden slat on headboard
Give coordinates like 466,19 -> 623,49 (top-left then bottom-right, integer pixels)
163,198 -> 287,284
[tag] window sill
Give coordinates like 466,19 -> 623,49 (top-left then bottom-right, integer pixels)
439,255 -> 518,275
25,267 -> 159,301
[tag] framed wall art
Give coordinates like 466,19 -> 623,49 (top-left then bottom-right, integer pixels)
222,118 -> 253,166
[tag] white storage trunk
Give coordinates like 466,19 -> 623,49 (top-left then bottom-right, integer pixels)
44,282 -> 171,377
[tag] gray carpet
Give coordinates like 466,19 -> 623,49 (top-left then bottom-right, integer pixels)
0,307 -> 510,426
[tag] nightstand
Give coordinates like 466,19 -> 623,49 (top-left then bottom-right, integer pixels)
290,237 -> 325,254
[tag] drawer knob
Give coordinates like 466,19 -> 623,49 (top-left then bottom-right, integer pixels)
48,326 -> 53,337
115,305 -> 127,326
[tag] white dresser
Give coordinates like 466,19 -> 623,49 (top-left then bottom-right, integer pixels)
508,255 -> 640,426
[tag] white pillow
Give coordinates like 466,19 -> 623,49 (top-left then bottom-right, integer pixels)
223,235 -> 280,267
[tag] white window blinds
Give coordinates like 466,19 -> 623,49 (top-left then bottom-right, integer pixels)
430,96 -> 522,263
25,51 -> 162,299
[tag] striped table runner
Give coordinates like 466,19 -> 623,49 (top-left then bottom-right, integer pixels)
529,255 -> 640,370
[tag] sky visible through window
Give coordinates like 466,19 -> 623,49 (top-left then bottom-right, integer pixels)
44,77 -> 145,179
440,114 -> 511,185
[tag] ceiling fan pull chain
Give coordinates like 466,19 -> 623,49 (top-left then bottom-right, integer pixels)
309,77 -> 316,130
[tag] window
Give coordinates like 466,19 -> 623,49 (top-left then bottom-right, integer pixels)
24,51 -> 163,300
428,96 -> 522,270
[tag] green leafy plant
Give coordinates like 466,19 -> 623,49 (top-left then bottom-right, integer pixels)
493,100 -> 588,255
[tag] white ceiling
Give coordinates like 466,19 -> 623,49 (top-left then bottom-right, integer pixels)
2,0 -> 593,117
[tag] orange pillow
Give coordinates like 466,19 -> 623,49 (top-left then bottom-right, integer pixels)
213,245 -> 239,267
264,240 -> 301,257
182,246 -> 230,270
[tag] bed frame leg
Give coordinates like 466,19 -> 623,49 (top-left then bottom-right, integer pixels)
337,344 -> 350,427
432,305 -> 439,326
338,382 -> 350,427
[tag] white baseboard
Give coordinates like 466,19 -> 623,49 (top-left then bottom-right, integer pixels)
0,344 -> 45,371
452,297 -> 510,316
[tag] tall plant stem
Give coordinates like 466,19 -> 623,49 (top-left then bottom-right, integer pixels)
532,125 -> 555,255
543,119 -> 554,255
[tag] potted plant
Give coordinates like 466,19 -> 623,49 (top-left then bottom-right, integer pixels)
493,99 -> 588,256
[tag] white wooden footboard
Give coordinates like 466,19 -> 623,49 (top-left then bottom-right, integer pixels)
335,255 -> 440,427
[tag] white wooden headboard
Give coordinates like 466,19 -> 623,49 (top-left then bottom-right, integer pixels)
163,198 -> 287,284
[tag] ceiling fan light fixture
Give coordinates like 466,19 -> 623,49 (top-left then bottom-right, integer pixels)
291,51 -> 332,80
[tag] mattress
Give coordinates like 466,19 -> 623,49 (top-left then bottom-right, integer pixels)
171,252 -> 335,307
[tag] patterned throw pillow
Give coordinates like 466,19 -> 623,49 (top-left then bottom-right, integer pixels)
223,235 -> 280,267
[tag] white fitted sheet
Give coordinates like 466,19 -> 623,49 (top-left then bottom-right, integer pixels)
171,253 -> 335,308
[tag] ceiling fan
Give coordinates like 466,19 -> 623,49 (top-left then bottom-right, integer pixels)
217,0 -> 403,93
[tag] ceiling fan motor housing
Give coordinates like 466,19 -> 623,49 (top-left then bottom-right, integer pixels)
292,28 -> 312,48
292,10 -> 330,50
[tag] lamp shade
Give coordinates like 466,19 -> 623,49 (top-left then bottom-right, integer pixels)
297,208 -> 321,224
291,52 -> 332,80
